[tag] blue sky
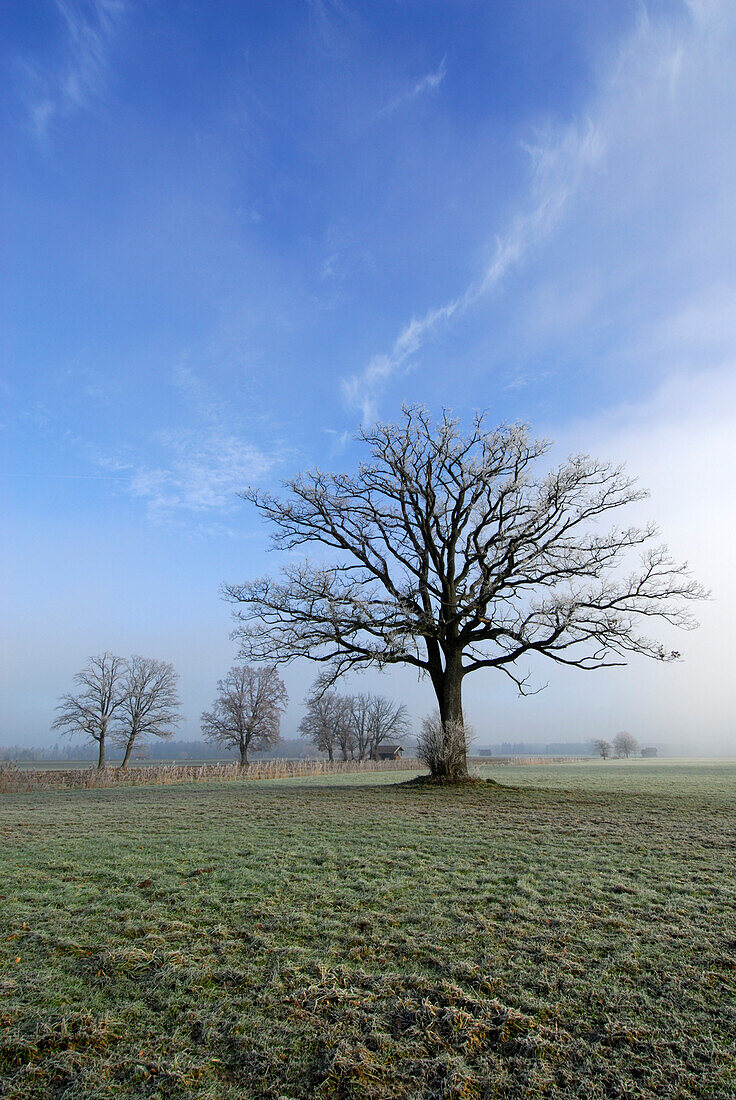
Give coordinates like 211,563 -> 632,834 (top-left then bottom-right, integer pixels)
2,0 -> 735,750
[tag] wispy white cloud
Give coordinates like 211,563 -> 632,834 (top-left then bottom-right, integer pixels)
128,429 -> 276,516
342,4 -> 718,422
20,0 -> 128,139
98,365 -> 283,521
342,115 -> 603,421
504,0 -> 736,389
306,0 -> 356,54
323,426 -> 351,454
381,56 -> 447,116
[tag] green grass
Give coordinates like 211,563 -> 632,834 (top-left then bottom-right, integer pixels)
2,762 -> 735,1098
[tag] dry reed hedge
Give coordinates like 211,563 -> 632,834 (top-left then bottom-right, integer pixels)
0,755 -> 587,793
0,757 -> 417,793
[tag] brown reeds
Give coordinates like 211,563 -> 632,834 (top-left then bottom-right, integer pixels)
0,756 -> 417,793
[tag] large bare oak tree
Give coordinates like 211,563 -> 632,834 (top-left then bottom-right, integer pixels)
225,407 -> 705,780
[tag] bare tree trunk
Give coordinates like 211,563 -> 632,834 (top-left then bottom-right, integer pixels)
239,742 -> 249,767
120,737 -> 134,769
97,735 -> 106,769
433,657 -> 469,780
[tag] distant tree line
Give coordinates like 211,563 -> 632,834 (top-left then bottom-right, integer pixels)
0,738 -> 315,764
47,657 -> 409,771
0,743 -> 97,763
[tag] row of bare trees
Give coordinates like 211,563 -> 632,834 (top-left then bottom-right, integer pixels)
52,653 -> 181,768
298,686 -> 408,761
52,656 -> 289,770
50,653 -> 660,774
52,656 -> 411,770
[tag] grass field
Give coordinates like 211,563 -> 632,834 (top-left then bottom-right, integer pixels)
2,761 -> 735,1098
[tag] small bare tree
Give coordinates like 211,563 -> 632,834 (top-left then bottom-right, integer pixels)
593,739 -> 613,759
299,689 -> 353,760
225,407 -> 706,781
201,665 -> 287,766
613,731 -> 639,758
115,657 -> 182,769
52,653 -> 127,768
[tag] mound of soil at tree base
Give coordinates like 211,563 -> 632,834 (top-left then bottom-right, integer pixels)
400,774 -> 502,788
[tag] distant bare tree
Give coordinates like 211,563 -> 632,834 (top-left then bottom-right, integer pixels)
613,731 -> 639,758
371,694 -> 409,758
344,693 -> 370,760
52,653 -> 127,768
115,657 -> 182,769
335,700 -> 356,761
201,665 -> 287,767
350,693 -> 409,760
299,689 -> 352,760
593,739 -> 613,759
225,406 -> 706,781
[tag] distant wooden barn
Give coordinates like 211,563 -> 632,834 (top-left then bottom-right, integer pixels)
370,744 -> 404,762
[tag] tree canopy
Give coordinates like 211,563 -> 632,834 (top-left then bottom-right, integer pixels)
201,665 -> 288,766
